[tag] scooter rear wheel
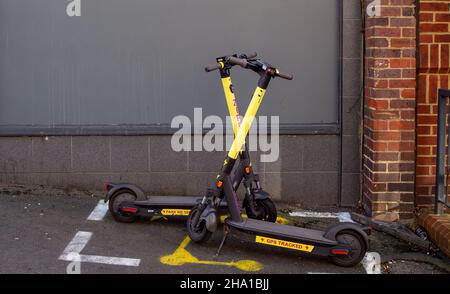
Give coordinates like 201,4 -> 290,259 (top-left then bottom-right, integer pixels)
330,230 -> 367,267
187,204 -> 212,243
109,190 -> 139,223
245,198 -> 277,223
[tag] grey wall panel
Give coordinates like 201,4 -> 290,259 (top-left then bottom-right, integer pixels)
0,134 -> 341,207
0,0 -> 339,128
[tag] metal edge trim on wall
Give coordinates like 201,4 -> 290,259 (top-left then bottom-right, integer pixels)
0,123 -> 340,137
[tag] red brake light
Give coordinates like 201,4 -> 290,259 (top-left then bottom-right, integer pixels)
121,207 -> 138,213
331,249 -> 349,256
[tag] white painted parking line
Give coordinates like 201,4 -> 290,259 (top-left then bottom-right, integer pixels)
336,212 -> 354,223
289,211 -> 355,223
59,231 -> 141,267
87,200 -> 109,221
75,254 -> 140,266
61,231 -> 91,254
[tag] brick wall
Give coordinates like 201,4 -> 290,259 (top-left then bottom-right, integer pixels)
363,0 -> 417,221
416,0 -> 450,210
418,213 -> 450,256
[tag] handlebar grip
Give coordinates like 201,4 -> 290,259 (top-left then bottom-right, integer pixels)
275,70 -> 293,80
205,63 -> 223,72
228,56 -> 248,68
245,52 -> 257,59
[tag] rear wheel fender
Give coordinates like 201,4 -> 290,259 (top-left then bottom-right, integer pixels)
104,184 -> 146,202
242,189 -> 270,208
200,207 -> 218,232
253,189 -> 270,200
324,222 -> 369,249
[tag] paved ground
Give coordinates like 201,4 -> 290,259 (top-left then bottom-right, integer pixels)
0,185 -> 449,274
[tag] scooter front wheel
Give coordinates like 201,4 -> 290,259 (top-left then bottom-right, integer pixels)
187,204 -> 212,243
109,190 -> 139,223
245,198 -> 277,223
330,230 -> 367,267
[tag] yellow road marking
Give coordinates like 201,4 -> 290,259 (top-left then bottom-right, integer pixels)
275,216 -> 289,225
160,236 -> 263,272
149,216 -> 165,222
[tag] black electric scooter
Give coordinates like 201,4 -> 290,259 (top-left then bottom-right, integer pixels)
105,53 -> 277,224
187,54 -> 370,267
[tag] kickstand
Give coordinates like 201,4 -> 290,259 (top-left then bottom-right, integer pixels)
215,225 -> 230,258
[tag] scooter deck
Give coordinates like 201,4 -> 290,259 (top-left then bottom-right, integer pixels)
225,218 -> 337,246
134,196 -> 228,208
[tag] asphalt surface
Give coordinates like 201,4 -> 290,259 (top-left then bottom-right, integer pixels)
0,185 -> 448,274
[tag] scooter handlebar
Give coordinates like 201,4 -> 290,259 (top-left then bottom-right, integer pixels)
204,52 -> 257,72
275,69 -> 294,80
242,52 -> 257,59
228,56 -> 248,68
205,63 -> 223,72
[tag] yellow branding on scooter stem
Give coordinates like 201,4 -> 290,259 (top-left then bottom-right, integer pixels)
228,87 -> 266,160
161,209 -> 190,216
255,236 -> 314,253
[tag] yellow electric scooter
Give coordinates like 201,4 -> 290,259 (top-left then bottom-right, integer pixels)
105,53 -> 277,224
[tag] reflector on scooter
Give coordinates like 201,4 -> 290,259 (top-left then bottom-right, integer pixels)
122,207 -> 138,213
104,182 -> 113,191
331,249 -> 349,255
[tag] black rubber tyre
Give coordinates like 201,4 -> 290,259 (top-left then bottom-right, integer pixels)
330,230 -> 367,267
187,204 -> 212,243
108,190 -> 139,223
245,198 -> 277,223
